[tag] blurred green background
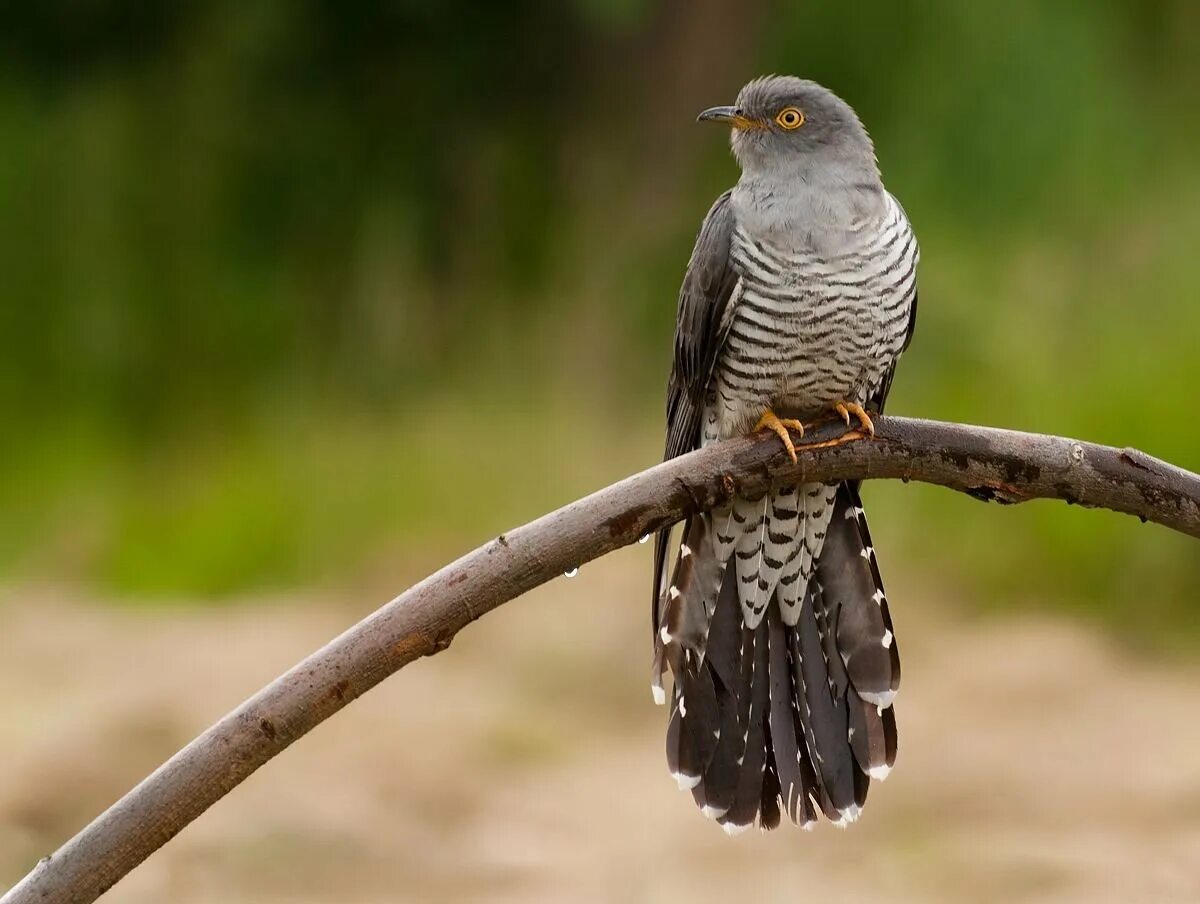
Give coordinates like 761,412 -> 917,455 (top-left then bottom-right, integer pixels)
2,0 -> 1198,636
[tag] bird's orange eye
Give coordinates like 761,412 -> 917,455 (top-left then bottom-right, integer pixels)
775,107 -> 804,130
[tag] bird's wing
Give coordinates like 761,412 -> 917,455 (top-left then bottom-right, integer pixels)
653,190 -> 740,626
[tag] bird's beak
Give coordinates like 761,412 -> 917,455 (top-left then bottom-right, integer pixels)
697,105 -> 763,131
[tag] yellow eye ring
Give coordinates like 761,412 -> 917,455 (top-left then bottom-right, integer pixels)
775,107 -> 805,130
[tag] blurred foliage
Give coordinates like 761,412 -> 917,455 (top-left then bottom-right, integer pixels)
1,0 -> 1198,635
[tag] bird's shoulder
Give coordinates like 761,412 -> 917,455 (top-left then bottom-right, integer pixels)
668,189 -> 740,412
691,189 -> 737,261
675,189 -> 738,338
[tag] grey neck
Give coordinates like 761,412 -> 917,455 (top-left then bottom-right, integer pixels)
731,162 -> 887,248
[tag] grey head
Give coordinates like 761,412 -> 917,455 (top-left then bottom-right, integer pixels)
699,76 -> 884,236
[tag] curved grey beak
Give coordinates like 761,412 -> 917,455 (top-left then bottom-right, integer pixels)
697,105 -> 741,124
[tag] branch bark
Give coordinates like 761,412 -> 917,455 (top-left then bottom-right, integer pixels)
4,416 -> 1198,904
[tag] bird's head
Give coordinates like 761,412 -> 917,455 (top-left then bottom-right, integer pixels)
699,76 -> 878,183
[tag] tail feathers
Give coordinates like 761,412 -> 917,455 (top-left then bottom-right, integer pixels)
661,517 -> 726,792
817,571 -> 895,781
693,677 -> 740,818
690,566 -> 743,819
819,484 -> 901,708
759,748 -> 783,831
653,516 -> 725,706
807,484 -> 900,796
794,583 -> 859,821
665,655 -> 720,791
767,609 -> 809,825
848,696 -> 898,779
657,518 -> 724,652
717,622 -> 770,832
656,482 -> 901,833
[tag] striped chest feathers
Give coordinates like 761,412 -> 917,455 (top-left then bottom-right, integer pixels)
716,195 -> 917,417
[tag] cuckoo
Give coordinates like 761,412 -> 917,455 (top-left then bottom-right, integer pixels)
651,76 -> 919,833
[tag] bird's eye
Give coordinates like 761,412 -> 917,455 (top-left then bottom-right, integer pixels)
775,107 -> 805,130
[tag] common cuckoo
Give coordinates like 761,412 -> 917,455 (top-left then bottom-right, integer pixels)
651,76 -> 919,833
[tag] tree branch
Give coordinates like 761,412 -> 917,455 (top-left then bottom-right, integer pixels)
4,416 -> 1198,904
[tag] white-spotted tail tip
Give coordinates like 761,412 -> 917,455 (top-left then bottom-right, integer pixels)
650,682 -> 666,706
861,689 -> 897,710
832,804 -> 861,828
721,820 -> 752,836
700,804 -> 729,821
672,771 -> 701,791
867,763 -> 892,781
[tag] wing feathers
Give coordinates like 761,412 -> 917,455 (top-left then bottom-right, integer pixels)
652,191 -> 739,629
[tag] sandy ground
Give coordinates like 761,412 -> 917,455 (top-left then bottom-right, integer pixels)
3,551 -> 1200,904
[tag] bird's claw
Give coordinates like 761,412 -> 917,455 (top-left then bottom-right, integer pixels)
833,401 -> 875,436
754,410 -> 805,463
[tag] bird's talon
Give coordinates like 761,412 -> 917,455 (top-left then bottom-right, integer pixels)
754,410 -> 802,464
778,417 -> 805,437
832,401 -> 875,436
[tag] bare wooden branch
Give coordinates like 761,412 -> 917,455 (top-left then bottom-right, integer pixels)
4,416 -> 1198,904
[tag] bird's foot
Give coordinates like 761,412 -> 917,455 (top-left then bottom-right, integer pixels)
754,409 -> 805,464
833,401 -> 875,437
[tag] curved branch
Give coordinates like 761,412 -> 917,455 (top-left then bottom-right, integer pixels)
4,416 -> 1198,904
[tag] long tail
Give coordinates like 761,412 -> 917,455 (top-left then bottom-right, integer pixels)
653,482 -> 900,832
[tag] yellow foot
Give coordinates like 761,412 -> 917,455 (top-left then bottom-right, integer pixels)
754,410 -> 805,464
833,401 -> 876,436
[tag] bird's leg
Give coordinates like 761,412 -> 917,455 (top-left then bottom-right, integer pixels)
833,401 -> 876,437
754,409 -> 805,464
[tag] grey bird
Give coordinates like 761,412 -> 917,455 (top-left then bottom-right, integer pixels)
651,76 -> 919,832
